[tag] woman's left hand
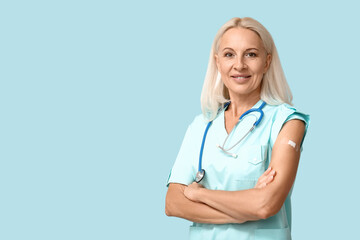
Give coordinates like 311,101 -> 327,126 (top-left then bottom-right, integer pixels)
184,182 -> 205,202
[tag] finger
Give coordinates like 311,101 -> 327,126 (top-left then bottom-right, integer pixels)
262,167 -> 274,179
257,167 -> 272,183
257,174 -> 275,188
257,176 -> 266,185
264,175 -> 274,185
256,182 -> 267,189
263,166 -> 272,176
258,169 -> 274,183
265,169 -> 276,178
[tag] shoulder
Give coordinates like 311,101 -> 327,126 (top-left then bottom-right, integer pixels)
265,103 -> 310,124
178,113 -> 208,139
183,112 -> 221,139
188,113 -> 209,129
266,102 -> 311,148
265,102 -> 296,115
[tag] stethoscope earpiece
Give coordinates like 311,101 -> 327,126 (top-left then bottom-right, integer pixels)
217,144 -> 238,158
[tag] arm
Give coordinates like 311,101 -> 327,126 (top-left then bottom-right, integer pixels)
165,167 -> 276,224
184,119 -> 306,221
165,183 -> 240,224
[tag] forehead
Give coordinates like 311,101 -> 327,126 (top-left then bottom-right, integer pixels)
218,27 -> 264,51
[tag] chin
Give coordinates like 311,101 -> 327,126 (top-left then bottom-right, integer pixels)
228,85 -> 260,97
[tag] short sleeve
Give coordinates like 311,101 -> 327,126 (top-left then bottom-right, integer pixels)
166,120 -> 198,187
270,104 -> 310,151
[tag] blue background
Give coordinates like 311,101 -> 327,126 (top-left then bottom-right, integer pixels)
1,0 -> 359,239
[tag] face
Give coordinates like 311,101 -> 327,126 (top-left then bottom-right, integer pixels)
215,27 -> 271,100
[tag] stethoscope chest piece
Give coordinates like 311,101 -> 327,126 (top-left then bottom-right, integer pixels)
195,169 -> 205,183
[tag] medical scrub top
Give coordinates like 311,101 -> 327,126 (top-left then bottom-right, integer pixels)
167,100 -> 310,240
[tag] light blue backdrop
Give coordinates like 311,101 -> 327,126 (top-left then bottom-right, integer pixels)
1,0 -> 359,239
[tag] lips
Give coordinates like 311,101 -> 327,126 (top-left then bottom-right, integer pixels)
231,74 -> 251,79
231,74 -> 252,83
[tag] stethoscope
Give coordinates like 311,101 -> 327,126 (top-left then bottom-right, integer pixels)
195,100 -> 266,183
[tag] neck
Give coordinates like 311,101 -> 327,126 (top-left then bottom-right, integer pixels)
226,93 -> 261,118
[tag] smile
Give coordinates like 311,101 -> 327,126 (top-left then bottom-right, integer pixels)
231,75 -> 251,79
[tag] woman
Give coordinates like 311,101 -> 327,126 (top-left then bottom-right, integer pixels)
165,17 -> 310,240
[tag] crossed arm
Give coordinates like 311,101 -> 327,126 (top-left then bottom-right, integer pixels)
165,119 -> 306,224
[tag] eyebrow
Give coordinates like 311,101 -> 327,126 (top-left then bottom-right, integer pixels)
221,47 -> 260,52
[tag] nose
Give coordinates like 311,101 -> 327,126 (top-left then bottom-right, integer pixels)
234,56 -> 246,70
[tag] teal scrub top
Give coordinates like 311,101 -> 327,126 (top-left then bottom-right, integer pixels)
167,100 -> 310,240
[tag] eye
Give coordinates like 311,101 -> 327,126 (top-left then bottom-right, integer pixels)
224,52 -> 234,57
245,52 -> 257,58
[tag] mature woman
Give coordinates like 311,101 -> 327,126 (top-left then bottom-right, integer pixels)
165,17 -> 310,240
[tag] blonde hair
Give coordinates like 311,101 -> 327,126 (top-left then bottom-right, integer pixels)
200,17 -> 293,121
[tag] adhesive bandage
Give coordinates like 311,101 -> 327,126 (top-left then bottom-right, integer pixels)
280,139 -> 300,151
288,140 -> 296,148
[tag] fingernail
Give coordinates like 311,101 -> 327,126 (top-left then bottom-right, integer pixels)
271,170 -> 276,174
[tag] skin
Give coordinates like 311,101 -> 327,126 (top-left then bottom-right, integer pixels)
215,27 -> 271,134
182,120 -> 305,222
165,27 -> 306,223
166,167 -> 276,224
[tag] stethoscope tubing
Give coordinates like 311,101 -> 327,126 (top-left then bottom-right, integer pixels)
197,100 -> 266,175
198,120 -> 213,173
219,101 -> 266,153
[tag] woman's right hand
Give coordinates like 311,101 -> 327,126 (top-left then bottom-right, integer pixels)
254,167 -> 276,189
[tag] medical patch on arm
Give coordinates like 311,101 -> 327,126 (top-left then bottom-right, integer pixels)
288,140 -> 296,148
280,139 -> 300,152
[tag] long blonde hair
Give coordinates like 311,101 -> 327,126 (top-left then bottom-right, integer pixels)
200,17 -> 293,121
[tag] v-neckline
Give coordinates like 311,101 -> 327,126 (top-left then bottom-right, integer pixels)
222,99 -> 263,136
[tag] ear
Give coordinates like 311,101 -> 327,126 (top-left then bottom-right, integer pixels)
214,54 -> 220,71
264,53 -> 272,73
